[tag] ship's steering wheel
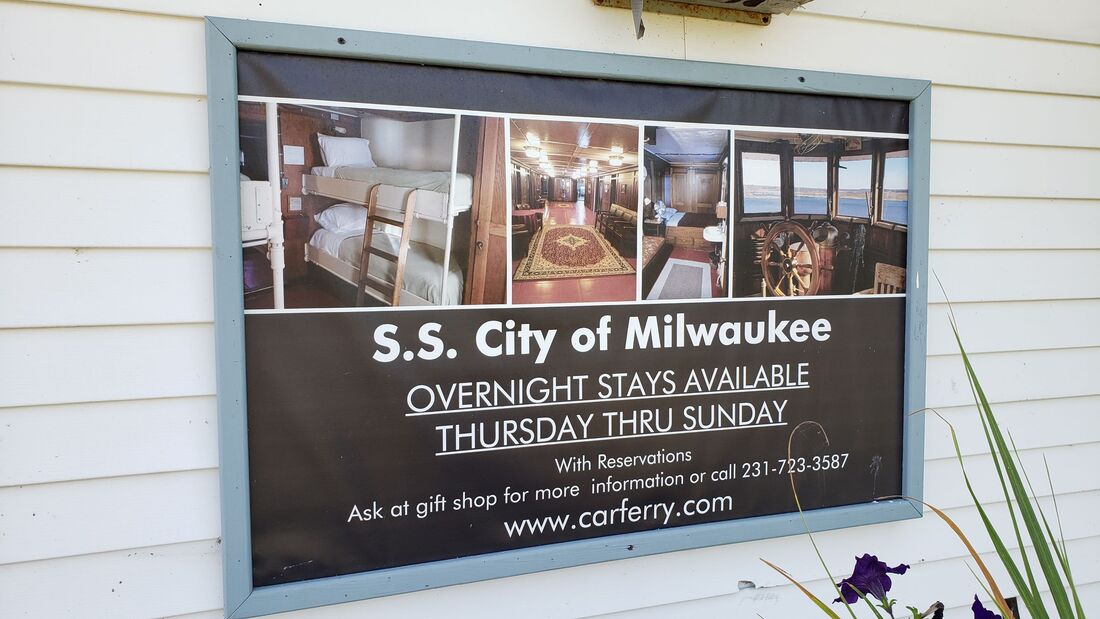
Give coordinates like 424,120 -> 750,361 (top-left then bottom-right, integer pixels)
760,221 -> 821,296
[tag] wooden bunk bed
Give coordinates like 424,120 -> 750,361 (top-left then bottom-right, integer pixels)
302,171 -> 472,307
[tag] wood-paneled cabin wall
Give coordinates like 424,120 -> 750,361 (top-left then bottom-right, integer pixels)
669,165 -> 722,214
585,169 -> 638,213
238,102 -> 361,281
551,176 -> 576,202
510,164 -> 546,209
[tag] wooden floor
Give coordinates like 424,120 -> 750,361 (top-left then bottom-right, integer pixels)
512,201 -> 638,305
244,277 -> 347,310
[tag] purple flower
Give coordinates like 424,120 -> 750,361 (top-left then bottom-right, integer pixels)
832,553 -> 910,604
972,595 -> 1002,619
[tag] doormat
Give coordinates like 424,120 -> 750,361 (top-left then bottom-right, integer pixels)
647,258 -> 712,300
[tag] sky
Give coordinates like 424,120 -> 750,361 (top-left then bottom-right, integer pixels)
883,157 -> 909,191
741,155 -> 781,187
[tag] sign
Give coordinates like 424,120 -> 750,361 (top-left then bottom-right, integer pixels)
207,18 -> 929,615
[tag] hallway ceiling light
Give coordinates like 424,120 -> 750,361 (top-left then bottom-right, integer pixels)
609,155 -> 623,166
610,145 -> 624,155
525,145 -> 540,158
539,152 -> 550,162
588,160 -> 598,169
526,132 -> 541,146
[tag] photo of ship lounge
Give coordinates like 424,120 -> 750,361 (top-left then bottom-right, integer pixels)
640,125 -> 731,300
509,118 -> 640,304
731,130 -> 909,298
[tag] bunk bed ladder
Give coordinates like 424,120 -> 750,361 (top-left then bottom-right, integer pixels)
357,185 -> 418,306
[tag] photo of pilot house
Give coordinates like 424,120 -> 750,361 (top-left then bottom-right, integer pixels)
238,102 -> 507,310
641,126 -> 731,300
731,130 -> 908,298
510,118 -> 639,304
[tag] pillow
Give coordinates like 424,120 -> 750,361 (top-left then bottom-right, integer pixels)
315,203 -> 368,233
316,134 -> 376,168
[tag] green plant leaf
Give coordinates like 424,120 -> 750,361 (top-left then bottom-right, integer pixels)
968,380 -> 1044,609
935,411 -> 1043,619
905,495 -> 1014,617
951,321 -> 1076,617
1013,438 -> 1086,618
1044,457 -> 1085,618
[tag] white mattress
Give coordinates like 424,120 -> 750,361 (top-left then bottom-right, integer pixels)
308,228 -> 464,306
310,166 -> 473,212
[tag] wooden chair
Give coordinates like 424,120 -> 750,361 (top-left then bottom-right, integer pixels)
357,185 -> 417,306
858,263 -> 906,295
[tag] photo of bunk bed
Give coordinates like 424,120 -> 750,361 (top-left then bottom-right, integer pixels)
304,171 -> 471,306
237,101 -> 507,309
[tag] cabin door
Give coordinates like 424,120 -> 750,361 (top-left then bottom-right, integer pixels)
694,170 -> 720,212
464,117 -> 507,305
671,170 -> 691,211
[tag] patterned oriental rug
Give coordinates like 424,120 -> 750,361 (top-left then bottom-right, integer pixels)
514,225 -> 635,281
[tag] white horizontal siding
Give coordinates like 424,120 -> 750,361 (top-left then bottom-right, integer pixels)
930,197 -> 1100,250
0,84 -> 208,172
0,1 -> 206,94
1,0 -> 1097,618
0,248 -> 213,328
0,167 -> 212,248
683,15 -> 1100,97
801,0 -> 1100,45
0,324 -> 215,408
926,347 -> 1100,408
931,86 -> 1100,149
929,250 -> 1100,302
0,396 -> 218,486
925,395 -> 1100,460
0,469 -> 220,565
0,540 -> 223,619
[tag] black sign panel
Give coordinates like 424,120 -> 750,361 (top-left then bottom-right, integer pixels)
246,299 -> 903,585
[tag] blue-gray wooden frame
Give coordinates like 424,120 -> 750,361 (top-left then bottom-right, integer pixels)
205,16 -> 931,619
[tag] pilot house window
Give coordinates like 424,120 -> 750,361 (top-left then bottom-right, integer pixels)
741,151 -> 782,214
837,154 -> 873,219
882,150 -> 909,225
793,156 -> 828,215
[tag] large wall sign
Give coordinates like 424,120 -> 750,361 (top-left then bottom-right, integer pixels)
206,17 -> 930,618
